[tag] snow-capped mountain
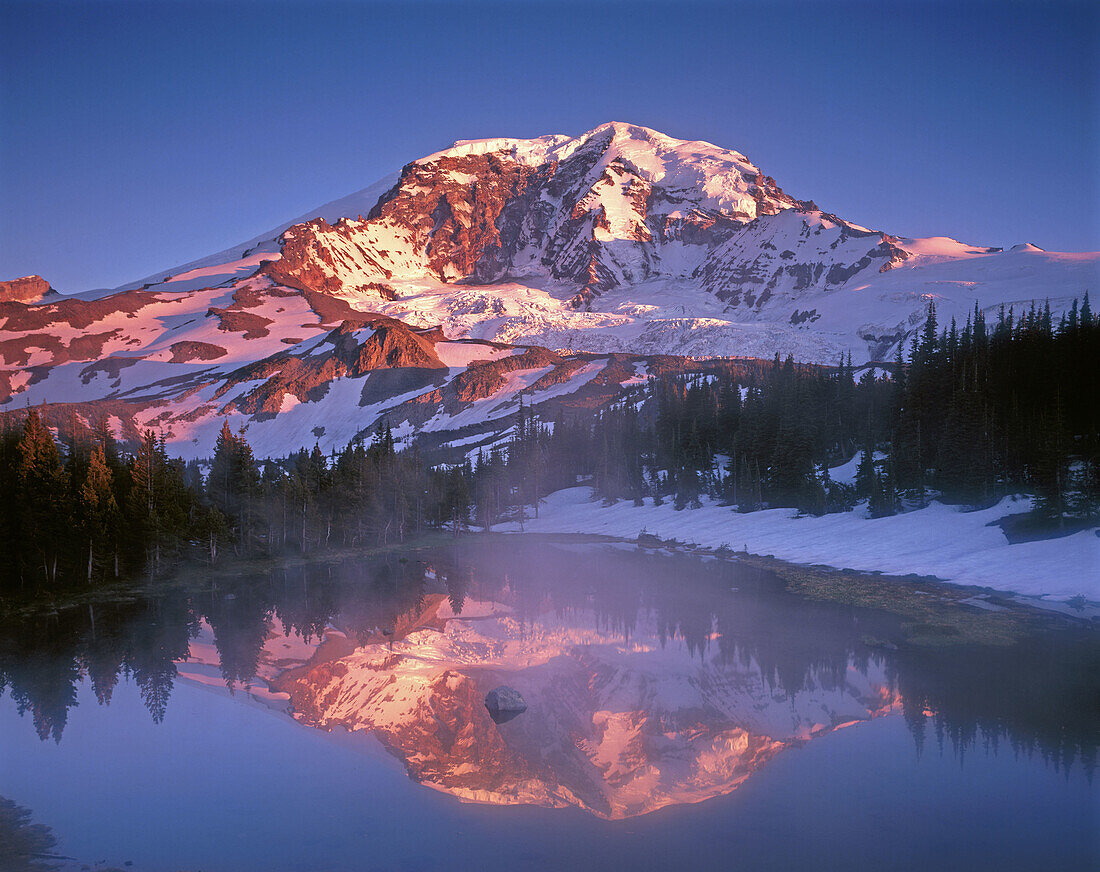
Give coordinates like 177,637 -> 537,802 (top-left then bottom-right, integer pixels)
1,122 -> 1095,457
111,121 -> 1098,362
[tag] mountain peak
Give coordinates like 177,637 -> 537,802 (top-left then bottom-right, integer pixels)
584,120 -> 678,144
419,121 -> 754,176
411,121 -> 786,228
582,120 -> 734,155
418,133 -> 574,167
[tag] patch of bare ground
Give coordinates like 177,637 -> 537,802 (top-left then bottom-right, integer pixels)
168,341 -> 228,363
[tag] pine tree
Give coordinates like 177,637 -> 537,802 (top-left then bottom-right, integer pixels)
78,445 -> 120,582
855,441 -> 877,499
1032,399 -> 1070,528
207,420 -> 260,552
126,430 -> 190,573
16,410 -> 70,584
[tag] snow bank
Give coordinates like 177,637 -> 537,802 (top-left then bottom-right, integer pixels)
497,488 -> 1099,601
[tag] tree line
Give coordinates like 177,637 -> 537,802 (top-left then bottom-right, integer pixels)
451,294 -> 1099,522
1,295 -> 1095,592
0,414 -> 458,591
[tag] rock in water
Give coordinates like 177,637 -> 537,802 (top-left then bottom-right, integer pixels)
485,686 -> 527,724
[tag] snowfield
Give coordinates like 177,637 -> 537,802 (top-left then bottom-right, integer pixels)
495,487 -> 1100,602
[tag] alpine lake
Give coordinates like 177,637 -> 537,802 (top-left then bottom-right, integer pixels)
1,535 -> 1096,871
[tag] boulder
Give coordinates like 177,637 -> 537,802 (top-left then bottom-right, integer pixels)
484,685 -> 527,724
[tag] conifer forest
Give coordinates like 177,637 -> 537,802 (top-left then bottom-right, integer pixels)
1,298 -> 1095,594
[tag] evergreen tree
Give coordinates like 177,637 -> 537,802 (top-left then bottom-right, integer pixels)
78,445 -> 121,581
16,410 -> 70,584
207,420 -> 261,552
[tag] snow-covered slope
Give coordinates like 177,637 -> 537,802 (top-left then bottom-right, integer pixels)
0,268 -> 688,459
103,172 -> 401,296
492,487 -> 1100,602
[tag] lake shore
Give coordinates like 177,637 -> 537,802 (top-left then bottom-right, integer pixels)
486,486 -> 1100,603
2,524 -> 1094,655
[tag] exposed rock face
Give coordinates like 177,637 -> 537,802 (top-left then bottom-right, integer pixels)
255,123 -> 841,307
207,308 -> 274,339
0,275 -> 53,303
213,314 -> 448,419
695,211 -> 911,313
371,153 -> 544,280
329,319 -> 446,374
0,287 -> 158,333
485,686 -> 527,723
168,341 -> 228,363
0,329 -> 122,368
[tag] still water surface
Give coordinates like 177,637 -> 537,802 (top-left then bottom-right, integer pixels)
1,539 -> 1096,870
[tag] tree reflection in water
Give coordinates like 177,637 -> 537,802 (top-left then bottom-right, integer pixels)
0,796 -> 62,872
0,541 -> 1095,791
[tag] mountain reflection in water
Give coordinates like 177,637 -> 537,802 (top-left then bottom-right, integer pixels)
0,540 -> 1095,819
273,593 -> 899,818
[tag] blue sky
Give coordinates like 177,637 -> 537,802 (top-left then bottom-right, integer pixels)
1,0 -> 1096,291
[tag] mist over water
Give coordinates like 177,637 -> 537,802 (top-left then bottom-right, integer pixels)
0,539 -> 1096,870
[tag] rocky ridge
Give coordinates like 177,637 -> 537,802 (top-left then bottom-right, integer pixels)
0,275 -> 55,304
